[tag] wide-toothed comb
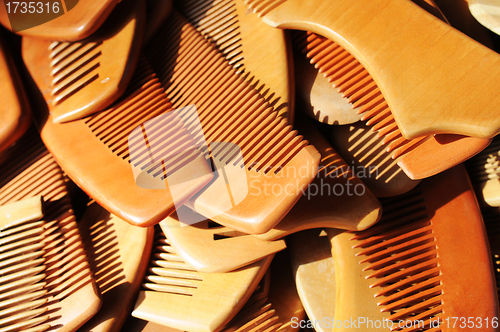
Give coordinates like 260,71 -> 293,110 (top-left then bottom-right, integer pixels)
172,0 -> 293,121
331,122 -> 420,197
77,202 -> 154,332
245,0 -> 500,141
255,116 -> 381,241
326,165 -> 497,331
24,46 -> 214,227
0,30 -> 31,154
143,10 -> 319,234
0,129 -> 101,331
23,0 -> 144,123
132,226 -> 274,332
160,206 -> 286,273
293,29 -> 491,180
0,0 -> 120,41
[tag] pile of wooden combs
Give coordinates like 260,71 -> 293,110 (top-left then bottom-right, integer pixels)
1,0 -> 500,331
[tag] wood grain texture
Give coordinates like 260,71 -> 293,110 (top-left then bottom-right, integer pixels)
24,0 -> 144,123
173,0 -> 293,122
132,227 -> 273,332
256,117 -> 381,241
327,165 -> 497,331
0,0 -> 120,41
245,0 -> 500,140
78,202 -> 154,332
160,206 -> 286,273
0,129 -> 101,332
0,31 -> 31,154
145,10 -> 320,234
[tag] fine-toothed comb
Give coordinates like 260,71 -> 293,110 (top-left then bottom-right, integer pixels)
0,0 -> 120,41
0,30 -> 31,154
77,202 -> 154,332
293,29 -> 491,180
220,251 -> 305,332
23,0 -> 144,123
466,136 -> 500,207
255,116 -> 382,241
245,0 -> 500,141
25,49 -> 214,227
160,206 -> 286,273
326,165 -> 498,331
331,122 -> 420,197
144,10 -> 319,234
468,0 -> 500,35
0,129 -> 101,331
173,0 -> 293,121
132,227 -> 274,332
288,229 -> 335,332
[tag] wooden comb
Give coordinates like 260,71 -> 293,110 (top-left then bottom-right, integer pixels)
144,10 -> 320,234
0,0 -> 120,41
77,202 -> 154,332
23,0 -> 144,124
0,129 -> 101,331
173,0 -> 293,121
0,30 -> 31,154
132,227 -> 273,332
466,136 -> 500,207
255,117 -> 381,241
331,122 -> 420,197
24,52 -> 214,227
288,229 -> 335,332
467,0 -> 500,35
159,206 -> 286,273
293,29 -> 491,180
245,0 -> 500,141
326,165 -> 498,330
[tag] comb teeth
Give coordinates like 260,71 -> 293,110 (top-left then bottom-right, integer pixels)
467,137 -> 500,183
145,13 -> 307,173
49,41 -> 102,106
222,301 -> 281,332
174,0 -> 245,72
142,227 -> 203,297
0,130 -> 94,330
244,0 -> 288,17
294,31 -> 431,159
348,187 -> 444,329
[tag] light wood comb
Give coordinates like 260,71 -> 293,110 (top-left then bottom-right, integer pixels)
144,10 -> 320,234
132,227 -> 273,332
0,129 -> 101,331
255,116 -> 381,241
245,0 -> 500,141
0,0 -> 120,41
160,206 -> 286,273
0,30 -> 30,154
173,0 -> 293,121
78,202 -> 154,332
293,29 -> 491,180
24,52 -> 214,227
326,165 -> 497,331
467,0 -> 500,35
23,0 -> 144,123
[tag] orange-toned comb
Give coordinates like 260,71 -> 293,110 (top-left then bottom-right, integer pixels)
293,29 -> 491,180
0,0 -> 120,41
255,116 -> 381,241
173,0 -> 293,121
0,30 -> 30,154
132,227 -> 273,332
326,165 -> 497,330
22,0 -> 144,123
78,202 -> 154,332
160,206 -> 286,273
0,129 -> 101,331
245,0 -> 500,141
